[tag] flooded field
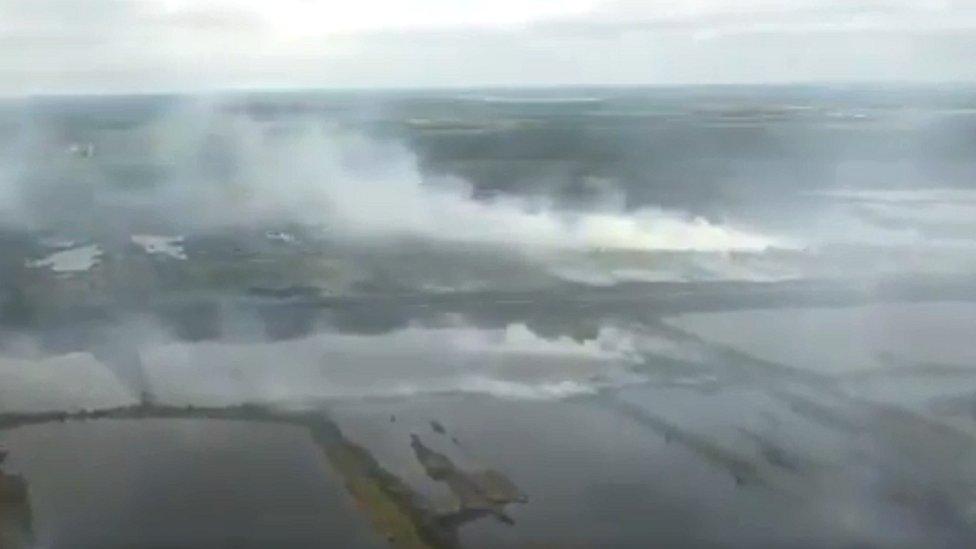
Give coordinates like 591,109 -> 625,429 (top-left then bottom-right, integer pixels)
1,419 -> 385,549
3,87 -> 976,547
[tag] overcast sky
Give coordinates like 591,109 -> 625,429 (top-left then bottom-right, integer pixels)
2,0 -> 975,94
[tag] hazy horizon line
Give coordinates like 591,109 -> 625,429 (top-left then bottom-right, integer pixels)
6,79 -> 976,101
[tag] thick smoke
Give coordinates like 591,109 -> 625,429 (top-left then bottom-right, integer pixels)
0,98 -> 781,252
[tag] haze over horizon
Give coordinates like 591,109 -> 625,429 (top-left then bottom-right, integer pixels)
2,0 -> 976,95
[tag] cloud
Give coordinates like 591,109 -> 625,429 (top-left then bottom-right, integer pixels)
1,0 -> 975,93
562,0 -> 976,33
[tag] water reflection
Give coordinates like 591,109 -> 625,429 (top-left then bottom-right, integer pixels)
0,450 -> 33,549
5,285 -> 976,547
0,402 -> 531,549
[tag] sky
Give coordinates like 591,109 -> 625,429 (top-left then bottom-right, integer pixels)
1,0 -> 975,94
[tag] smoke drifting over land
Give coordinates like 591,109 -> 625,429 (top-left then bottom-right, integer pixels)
3,88 -> 976,548
0,97 -> 783,254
